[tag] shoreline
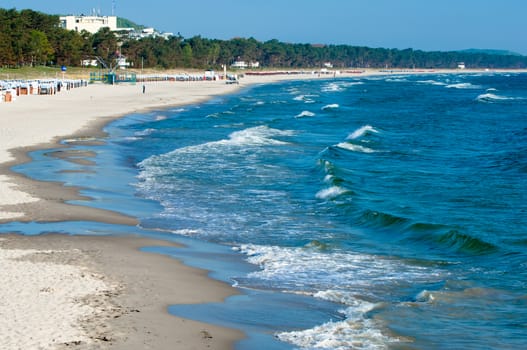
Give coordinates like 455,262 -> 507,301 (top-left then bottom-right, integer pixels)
0,78 -> 252,349
0,69 -> 526,349
0,79 -> 247,222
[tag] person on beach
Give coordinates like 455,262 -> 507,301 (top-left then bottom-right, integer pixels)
142,84 -> 146,94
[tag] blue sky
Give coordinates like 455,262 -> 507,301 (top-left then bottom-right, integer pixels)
2,0 -> 526,55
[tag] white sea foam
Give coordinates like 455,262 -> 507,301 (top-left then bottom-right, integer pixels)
294,94 -> 317,103
321,81 -> 364,93
226,126 -> 294,146
323,174 -> 335,183
347,125 -> 379,140
196,126 -> 294,149
322,104 -> 339,110
138,126 -> 295,176
296,111 -> 316,118
276,300 -> 397,350
288,87 -> 300,95
446,83 -> 481,89
476,93 -> 521,103
170,107 -> 186,113
321,82 -> 343,92
345,81 -> 365,87
236,244 -> 442,296
321,159 -> 334,173
415,290 -> 436,303
294,94 -> 306,101
169,228 -> 202,236
316,186 -> 348,200
276,319 -> 392,350
417,80 -> 447,86
336,142 -> 376,153
235,244 -> 442,349
386,78 -> 408,83
134,128 -> 156,137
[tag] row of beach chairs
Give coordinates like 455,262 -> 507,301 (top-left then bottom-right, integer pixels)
0,79 -> 88,103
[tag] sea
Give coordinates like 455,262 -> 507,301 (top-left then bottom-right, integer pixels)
3,72 -> 527,349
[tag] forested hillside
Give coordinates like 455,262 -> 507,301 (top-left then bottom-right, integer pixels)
1,8 -> 526,70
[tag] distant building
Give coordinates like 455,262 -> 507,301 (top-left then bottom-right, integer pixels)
457,62 -> 466,69
116,56 -> 130,69
61,14 -> 173,41
142,27 -> 155,35
231,60 -> 260,69
81,59 -> 99,67
125,27 -> 173,40
231,61 -> 247,69
60,15 -> 118,33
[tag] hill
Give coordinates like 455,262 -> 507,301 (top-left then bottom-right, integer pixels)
116,17 -> 145,30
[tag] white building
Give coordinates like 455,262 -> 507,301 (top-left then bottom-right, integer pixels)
231,61 -> 247,69
60,15 -> 118,33
116,57 -> 130,69
81,59 -> 99,67
231,61 -> 260,69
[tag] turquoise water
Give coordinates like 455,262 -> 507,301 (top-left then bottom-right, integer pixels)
4,73 -> 527,349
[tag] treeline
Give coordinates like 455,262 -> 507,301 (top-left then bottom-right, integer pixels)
0,8 -> 90,67
2,8 -> 527,70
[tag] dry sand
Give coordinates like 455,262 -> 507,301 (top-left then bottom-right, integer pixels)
0,234 -> 243,350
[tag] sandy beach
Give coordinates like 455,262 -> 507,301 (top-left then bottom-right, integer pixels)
0,69 -> 524,349
0,73 -> 326,349
0,234 -> 243,349
0,72 -> 332,221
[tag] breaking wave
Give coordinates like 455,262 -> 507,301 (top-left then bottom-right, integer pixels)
235,244 -> 445,349
476,93 -> 524,103
347,125 -> 379,140
316,186 -> 349,200
296,111 -> 316,118
446,83 -> 482,89
417,79 -> 447,86
336,142 -> 376,153
322,103 -> 340,110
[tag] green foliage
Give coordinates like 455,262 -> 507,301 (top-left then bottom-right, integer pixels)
1,8 -> 526,70
117,17 -> 144,30
459,49 -> 523,57
0,8 -> 87,67
27,29 -> 54,66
